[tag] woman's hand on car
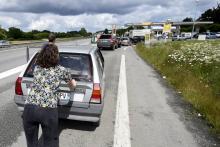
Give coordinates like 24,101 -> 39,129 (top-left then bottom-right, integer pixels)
68,79 -> 77,90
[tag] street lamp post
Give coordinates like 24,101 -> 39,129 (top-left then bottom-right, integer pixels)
191,0 -> 199,38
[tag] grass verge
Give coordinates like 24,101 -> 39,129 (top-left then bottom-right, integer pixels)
135,41 -> 220,134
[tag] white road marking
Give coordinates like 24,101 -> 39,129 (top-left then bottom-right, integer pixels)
0,48 -> 18,53
0,64 -> 26,80
113,55 -> 131,147
124,47 -> 127,51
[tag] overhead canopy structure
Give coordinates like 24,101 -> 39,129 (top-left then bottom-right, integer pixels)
124,21 -> 214,35
173,21 -> 213,26
125,21 -> 213,27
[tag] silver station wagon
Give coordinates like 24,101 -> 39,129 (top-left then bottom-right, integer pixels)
14,46 -> 105,126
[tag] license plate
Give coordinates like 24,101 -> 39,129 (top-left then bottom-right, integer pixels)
59,88 -> 85,102
73,88 -> 85,102
73,93 -> 84,102
60,93 -> 70,100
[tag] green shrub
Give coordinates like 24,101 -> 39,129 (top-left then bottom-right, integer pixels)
136,41 -> 220,133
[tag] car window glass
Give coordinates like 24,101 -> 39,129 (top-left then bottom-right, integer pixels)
24,53 -> 93,82
99,35 -> 111,39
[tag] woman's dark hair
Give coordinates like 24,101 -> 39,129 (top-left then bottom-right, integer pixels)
48,33 -> 56,42
36,44 -> 59,68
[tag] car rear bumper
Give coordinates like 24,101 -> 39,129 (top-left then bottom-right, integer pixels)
121,42 -> 129,45
14,95 -> 103,123
97,45 -> 113,48
58,104 -> 103,122
97,43 -> 114,48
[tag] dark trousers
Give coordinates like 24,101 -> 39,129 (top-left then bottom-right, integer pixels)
22,104 -> 59,147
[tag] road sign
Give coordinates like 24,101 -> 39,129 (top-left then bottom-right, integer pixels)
163,23 -> 172,33
142,22 -> 152,26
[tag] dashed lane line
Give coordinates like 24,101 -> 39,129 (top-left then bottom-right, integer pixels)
0,48 -> 19,53
0,64 -> 26,80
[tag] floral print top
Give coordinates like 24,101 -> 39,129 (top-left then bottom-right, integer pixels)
25,65 -> 72,108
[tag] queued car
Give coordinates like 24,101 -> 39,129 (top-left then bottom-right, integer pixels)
199,32 -> 217,39
14,46 -> 105,126
97,34 -> 118,50
192,33 -> 199,39
216,32 -> 220,38
91,34 -> 98,44
130,36 -> 139,44
206,32 -> 217,39
116,37 -> 122,48
172,35 -> 182,41
0,40 -> 10,48
121,37 -> 131,46
181,33 -> 192,40
172,33 -> 192,41
130,36 -> 144,44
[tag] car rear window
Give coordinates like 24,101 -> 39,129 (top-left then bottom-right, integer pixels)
122,38 -> 128,40
24,53 -> 93,82
99,35 -> 111,39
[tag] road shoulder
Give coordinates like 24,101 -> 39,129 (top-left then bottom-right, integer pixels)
125,46 -> 219,147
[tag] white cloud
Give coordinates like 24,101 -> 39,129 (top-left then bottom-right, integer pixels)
26,13 -> 119,32
28,14 -> 60,31
0,0 -> 217,16
0,16 -> 21,28
0,0 -> 217,32
29,19 -> 56,31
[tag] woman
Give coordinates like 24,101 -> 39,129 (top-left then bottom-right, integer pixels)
22,44 -> 76,147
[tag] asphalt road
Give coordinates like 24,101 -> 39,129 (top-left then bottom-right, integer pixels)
0,39 -> 219,147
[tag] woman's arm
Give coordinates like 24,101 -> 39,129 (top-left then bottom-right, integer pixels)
68,79 -> 77,90
61,66 -> 77,90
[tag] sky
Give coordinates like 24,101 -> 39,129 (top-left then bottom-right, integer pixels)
0,0 -> 218,32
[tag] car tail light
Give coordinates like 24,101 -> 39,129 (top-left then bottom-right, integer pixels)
90,83 -> 101,104
15,77 -> 23,95
110,39 -> 114,43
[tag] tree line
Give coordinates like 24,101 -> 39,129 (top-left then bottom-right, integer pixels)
0,27 -> 91,40
181,3 -> 220,32
118,3 -> 220,35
